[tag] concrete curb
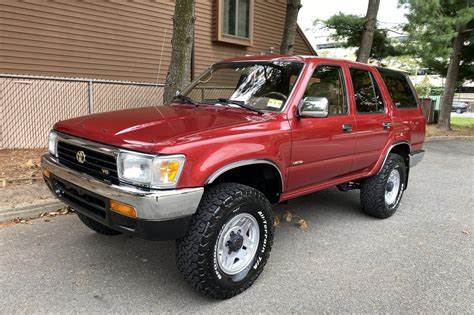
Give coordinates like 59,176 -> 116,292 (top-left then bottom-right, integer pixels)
425,136 -> 474,142
0,200 -> 64,222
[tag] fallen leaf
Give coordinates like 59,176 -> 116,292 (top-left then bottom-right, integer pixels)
298,219 -> 308,231
273,216 -> 281,227
283,211 -> 292,223
462,230 -> 471,235
25,159 -> 35,168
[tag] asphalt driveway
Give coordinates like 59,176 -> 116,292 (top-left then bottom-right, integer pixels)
1,139 -> 472,313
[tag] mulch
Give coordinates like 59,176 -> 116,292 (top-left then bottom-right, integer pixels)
0,148 -> 46,187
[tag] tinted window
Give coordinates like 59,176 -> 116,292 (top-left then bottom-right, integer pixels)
378,68 -> 418,108
304,65 -> 347,115
350,68 -> 384,113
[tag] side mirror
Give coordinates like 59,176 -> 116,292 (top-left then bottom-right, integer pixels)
297,97 -> 329,118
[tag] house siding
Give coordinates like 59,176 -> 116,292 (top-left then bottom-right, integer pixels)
0,0 -> 315,82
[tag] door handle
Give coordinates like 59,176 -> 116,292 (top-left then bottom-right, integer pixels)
342,124 -> 352,133
383,122 -> 391,129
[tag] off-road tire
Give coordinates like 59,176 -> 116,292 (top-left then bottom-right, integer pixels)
176,183 -> 274,299
77,213 -> 121,235
360,153 -> 406,219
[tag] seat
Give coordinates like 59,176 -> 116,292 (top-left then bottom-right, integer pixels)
306,81 -> 342,114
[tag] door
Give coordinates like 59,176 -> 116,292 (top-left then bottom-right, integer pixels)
288,64 -> 356,191
349,67 -> 392,173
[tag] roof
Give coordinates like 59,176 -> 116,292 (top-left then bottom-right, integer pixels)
218,55 -> 382,69
296,25 -> 318,56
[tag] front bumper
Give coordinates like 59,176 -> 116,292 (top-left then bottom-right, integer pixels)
41,154 -> 204,240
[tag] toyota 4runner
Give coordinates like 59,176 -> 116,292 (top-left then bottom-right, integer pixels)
42,56 -> 425,299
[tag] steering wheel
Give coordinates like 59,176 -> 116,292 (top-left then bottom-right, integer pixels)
263,92 -> 287,100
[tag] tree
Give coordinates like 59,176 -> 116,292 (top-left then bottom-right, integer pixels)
280,0 -> 302,55
319,13 -> 398,60
401,0 -> 473,130
163,0 -> 195,104
357,0 -> 381,63
415,75 -> 432,98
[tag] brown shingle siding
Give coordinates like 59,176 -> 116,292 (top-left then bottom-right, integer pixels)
0,0 -> 315,82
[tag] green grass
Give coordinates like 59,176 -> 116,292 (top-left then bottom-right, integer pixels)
451,116 -> 474,128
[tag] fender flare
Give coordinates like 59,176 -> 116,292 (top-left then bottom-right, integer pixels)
377,141 -> 411,175
205,159 -> 284,191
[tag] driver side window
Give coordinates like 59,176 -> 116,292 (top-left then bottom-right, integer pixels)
304,65 -> 347,115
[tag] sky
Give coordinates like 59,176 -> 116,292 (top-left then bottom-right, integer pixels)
298,0 -> 409,46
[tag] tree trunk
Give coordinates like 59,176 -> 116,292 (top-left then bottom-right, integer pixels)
437,24 -> 466,130
280,0 -> 302,55
356,0 -> 380,63
163,0 -> 195,104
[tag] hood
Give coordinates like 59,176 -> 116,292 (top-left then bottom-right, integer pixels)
54,104 -> 272,153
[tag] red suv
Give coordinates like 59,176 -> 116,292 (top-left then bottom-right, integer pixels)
42,56 -> 425,299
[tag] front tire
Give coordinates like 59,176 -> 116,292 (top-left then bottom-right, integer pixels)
360,153 -> 406,219
176,183 -> 274,299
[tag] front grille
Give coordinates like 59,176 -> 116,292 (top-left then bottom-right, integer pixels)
53,178 -> 107,219
57,141 -> 119,185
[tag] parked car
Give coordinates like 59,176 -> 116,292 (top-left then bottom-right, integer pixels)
42,56 -> 425,299
452,101 -> 469,113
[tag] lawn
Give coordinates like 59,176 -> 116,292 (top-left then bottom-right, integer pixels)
426,115 -> 474,137
451,116 -> 474,128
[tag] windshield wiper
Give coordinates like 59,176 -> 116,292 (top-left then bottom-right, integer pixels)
172,93 -> 198,106
217,98 -> 264,114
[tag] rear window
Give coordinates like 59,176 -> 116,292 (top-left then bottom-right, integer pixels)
378,68 -> 418,108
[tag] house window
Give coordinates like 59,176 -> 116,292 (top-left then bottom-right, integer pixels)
217,0 -> 253,46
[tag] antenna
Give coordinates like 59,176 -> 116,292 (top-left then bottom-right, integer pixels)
157,25 -> 169,84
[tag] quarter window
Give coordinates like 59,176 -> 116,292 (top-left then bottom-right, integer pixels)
304,65 -> 347,115
350,68 -> 385,113
378,68 -> 418,108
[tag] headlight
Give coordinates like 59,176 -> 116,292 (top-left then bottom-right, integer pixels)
117,151 -> 185,188
48,131 -> 58,156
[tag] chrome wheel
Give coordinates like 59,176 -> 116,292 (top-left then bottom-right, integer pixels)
385,169 -> 401,205
216,213 -> 260,275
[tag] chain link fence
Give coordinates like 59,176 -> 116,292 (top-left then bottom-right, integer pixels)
0,74 -> 164,149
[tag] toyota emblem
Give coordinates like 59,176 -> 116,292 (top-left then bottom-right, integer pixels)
76,151 -> 86,164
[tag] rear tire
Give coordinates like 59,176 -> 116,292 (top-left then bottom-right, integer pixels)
77,213 -> 121,235
176,183 -> 274,299
360,153 -> 406,219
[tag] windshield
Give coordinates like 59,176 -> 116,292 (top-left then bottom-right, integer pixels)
182,61 -> 304,112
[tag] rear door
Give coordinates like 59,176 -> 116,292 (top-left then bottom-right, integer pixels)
349,67 -> 392,173
377,68 -> 425,150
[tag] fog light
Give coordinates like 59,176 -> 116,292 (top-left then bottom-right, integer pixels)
110,200 -> 137,218
42,168 -> 50,178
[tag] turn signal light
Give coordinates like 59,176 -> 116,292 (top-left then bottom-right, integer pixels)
42,168 -> 50,178
110,200 -> 137,218
159,160 -> 181,183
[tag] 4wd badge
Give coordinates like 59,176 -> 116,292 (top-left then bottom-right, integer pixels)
76,151 -> 86,164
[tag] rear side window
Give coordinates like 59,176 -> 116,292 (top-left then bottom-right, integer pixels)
378,68 -> 418,108
350,68 -> 384,113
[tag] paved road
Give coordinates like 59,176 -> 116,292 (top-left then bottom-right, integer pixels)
1,140 -> 473,313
